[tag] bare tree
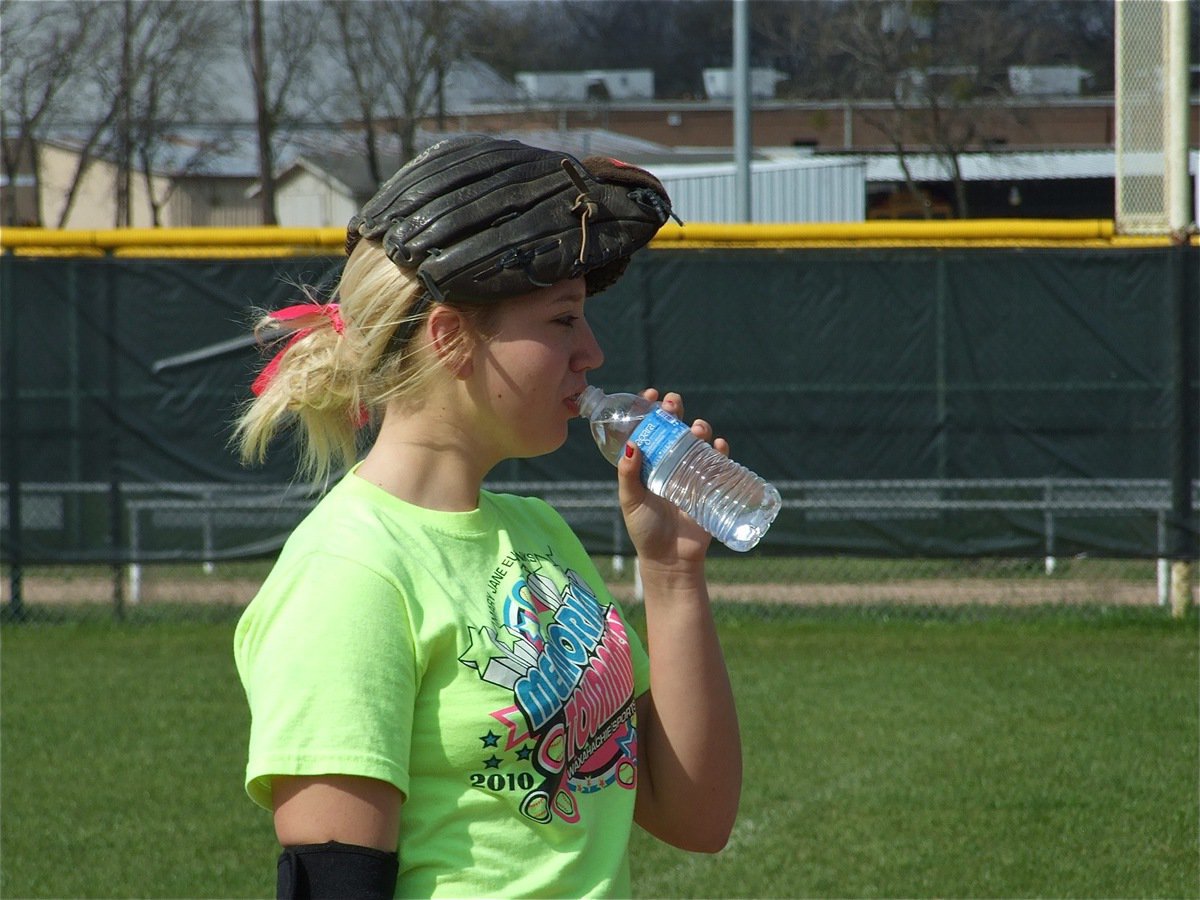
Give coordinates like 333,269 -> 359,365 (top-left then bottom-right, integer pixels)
1012,0 -> 1115,91
833,0 -> 1030,217
327,1 -> 385,185
457,1 -> 555,80
393,1 -> 467,160
424,0 -> 471,131
70,1 -> 229,227
480,0 -> 727,99
323,0 -> 470,184
0,0 -> 101,225
242,0 -> 324,225
1,0 -> 232,227
125,3 -> 229,226
755,0 -> 861,100
38,2 -> 127,227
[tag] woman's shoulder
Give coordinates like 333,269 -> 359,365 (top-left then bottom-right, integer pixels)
274,475 -> 422,580
288,476 -> 391,541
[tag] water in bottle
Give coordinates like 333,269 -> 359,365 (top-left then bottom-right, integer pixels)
577,386 -> 781,551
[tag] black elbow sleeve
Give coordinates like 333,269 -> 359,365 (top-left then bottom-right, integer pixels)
277,841 -> 398,900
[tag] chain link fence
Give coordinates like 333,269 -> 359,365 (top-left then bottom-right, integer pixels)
3,230 -> 1197,623
4,478 -> 1197,622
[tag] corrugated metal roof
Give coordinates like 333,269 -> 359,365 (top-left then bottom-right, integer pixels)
650,156 -> 865,179
440,128 -> 669,161
861,149 -> 1200,183
280,153 -> 380,198
41,126 -> 272,179
859,150 -> 1117,182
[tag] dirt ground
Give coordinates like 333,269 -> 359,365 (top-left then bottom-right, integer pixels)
5,574 -> 1191,608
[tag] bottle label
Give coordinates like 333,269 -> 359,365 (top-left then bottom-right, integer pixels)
629,408 -> 689,481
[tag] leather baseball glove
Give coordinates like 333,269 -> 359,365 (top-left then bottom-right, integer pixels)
345,134 -> 678,303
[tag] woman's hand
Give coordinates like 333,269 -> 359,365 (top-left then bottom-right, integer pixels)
621,390 -> 743,851
616,389 -> 730,570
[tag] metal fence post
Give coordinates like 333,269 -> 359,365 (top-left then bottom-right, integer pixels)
103,254 -> 126,620
1043,480 -> 1056,575
1157,511 -> 1169,607
1167,240 -> 1197,618
2,252 -> 25,620
128,503 -> 142,603
934,254 -> 949,480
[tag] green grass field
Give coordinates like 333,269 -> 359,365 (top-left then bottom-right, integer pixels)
2,608 -> 1197,899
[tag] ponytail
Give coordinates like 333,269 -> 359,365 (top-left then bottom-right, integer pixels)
234,241 -> 438,484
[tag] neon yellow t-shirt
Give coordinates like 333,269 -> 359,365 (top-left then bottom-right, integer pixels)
234,470 -> 650,898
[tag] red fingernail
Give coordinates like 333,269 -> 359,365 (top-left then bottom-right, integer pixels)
625,443 -> 635,458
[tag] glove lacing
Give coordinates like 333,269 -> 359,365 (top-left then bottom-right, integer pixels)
561,159 -> 599,266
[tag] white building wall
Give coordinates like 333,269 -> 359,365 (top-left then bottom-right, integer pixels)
591,70 -> 654,100
702,68 -> 788,100
274,168 -> 357,228
38,143 -> 174,229
1008,66 -> 1089,96
168,178 -> 261,227
653,159 -> 866,223
516,69 -> 654,101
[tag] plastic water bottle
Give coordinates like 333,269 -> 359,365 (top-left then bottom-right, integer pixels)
578,386 -> 781,551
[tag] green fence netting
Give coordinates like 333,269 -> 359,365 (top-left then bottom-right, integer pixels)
2,246 -> 1196,575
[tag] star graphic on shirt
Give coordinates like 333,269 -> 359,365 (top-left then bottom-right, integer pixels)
480,731 -> 500,748
483,755 -> 503,769
515,744 -> 532,761
492,626 -> 521,652
459,626 -> 537,691
460,628 -> 512,676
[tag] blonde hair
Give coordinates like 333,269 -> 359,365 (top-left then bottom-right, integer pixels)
234,240 -> 485,484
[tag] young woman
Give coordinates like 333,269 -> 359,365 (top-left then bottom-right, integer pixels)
233,136 -> 741,899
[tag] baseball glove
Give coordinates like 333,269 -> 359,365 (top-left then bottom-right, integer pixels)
345,134 -> 677,303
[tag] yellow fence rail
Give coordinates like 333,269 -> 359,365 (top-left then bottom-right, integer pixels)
0,226 -> 346,258
1,220 -> 1193,258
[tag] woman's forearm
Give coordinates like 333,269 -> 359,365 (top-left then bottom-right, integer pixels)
634,563 -> 742,852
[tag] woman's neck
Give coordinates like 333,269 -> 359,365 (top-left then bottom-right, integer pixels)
355,402 -> 492,512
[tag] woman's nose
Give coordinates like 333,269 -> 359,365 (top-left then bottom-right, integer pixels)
573,319 -> 604,372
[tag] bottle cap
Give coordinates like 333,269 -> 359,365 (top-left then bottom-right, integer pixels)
577,385 -> 605,418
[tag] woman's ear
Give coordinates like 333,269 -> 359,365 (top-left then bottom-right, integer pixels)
426,304 -> 475,378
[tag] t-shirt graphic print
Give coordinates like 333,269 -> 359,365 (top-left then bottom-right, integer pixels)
459,555 -> 639,825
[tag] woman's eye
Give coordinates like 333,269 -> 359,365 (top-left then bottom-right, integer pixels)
555,316 -> 578,327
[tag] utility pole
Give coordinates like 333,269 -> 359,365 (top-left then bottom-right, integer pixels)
733,0 -> 752,222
